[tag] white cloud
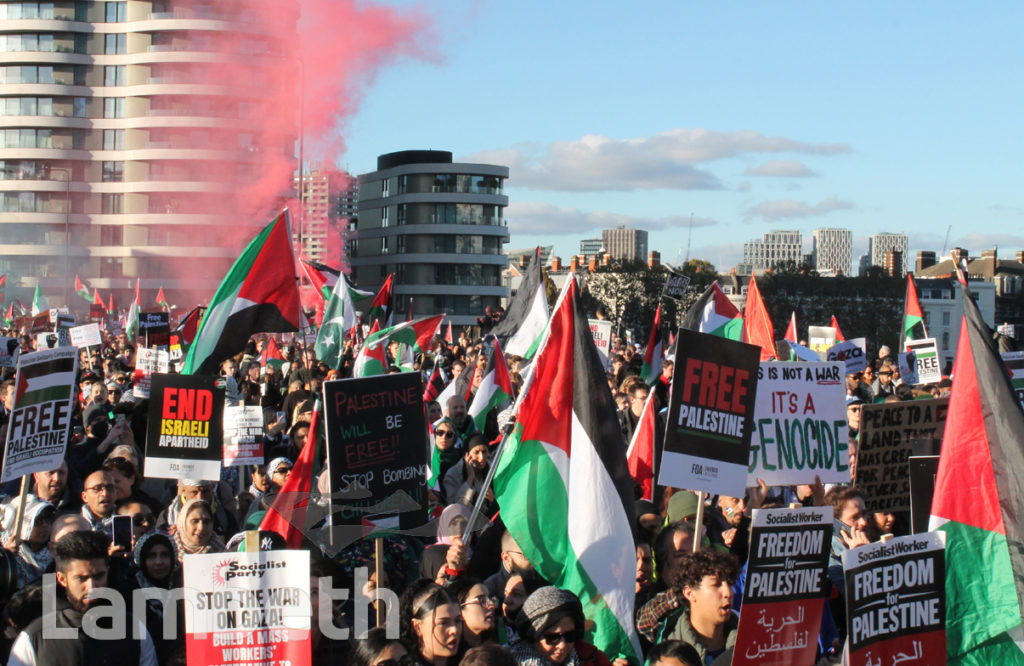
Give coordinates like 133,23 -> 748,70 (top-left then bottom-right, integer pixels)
463,129 -> 849,192
507,201 -> 716,237
744,196 -> 854,222
744,160 -> 817,177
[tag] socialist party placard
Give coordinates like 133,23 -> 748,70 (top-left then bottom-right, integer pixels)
659,329 -> 761,497
322,373 -> 428,547
843,532 -> 946,666
733,506 -> 832,666
1,347 -> 78,483
747,362 -> 849,486
184,549 -> 311,666
145,373 -> 224,481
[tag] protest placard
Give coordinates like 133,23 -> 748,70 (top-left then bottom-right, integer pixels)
0,337 -> 19,368
224,405 -> 265,467
322,373 -> 428,543
184,549 -> 311,666
843,532 -> 946,665
89,303 -> 105,324
140,311 -> 170,348
747,362 -> 849,486
29,312 -> 51,334
898,351 -> 919,385
1,347 -> 78,483
69,323 -> 102,348
807,326 -> 837,360
588,318 -> 612,370
733,506 -> 832,665
659,329 -> 761,497
1003,351 -> 1024,407
826,337 -> 867,375
662,271 -> 690,300
54,313 -> 74,347
133,347 -> 170,399
905,338 -> 942,384
34,332 -> 58,350
855,397 -> 948,514
169,332 -> 185,364
145,373 -> 224,481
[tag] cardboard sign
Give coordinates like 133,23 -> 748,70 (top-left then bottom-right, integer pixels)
747,362 -> 849,486
843,533 -> 947,666
588,318 -> 613,370
169,332 -> 185,363
826,338 -> 867,375
145,374 -> 224,481
184,550 -> 311,666
905,338 -> 942,384
133,348 -> 170,399
69,323 -> 102,348
140,311 -> 170,348
659,329 -> 761,497
855,398 -> 948,514
898,351 -> 919,385
662,271 -> 691,300
54,313 -> 74,347
733,506 -> 832,665
1,347 -> 78,483
323,373 -> 428,545
29,312 -> 51,334
89,304 -> 105,324
34,332 -> 59,350
807,326 -> 837,361
223,405 -> 265,467
0,337 -> 19,368
1002,351 -> 1024,407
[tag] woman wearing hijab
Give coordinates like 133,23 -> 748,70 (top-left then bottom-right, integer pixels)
133,531 -> 180,663
510,587 -> 612,666
171,498 -> 224,561
1,496 -> 55,587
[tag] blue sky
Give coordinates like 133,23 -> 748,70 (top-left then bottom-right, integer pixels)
340,1 -> 1024,272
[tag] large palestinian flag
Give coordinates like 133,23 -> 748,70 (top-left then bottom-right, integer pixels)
352,321 -> 385,377
625,391 -> 657,502
929,278 -> 1024,665
491,247 -> 549,359
74,275 -> 91,302
467,339 -> 513,432
493,277 -> 641,663
182,211 -> 301,375
904,274 -> 928,346
353,314 -> 444,377
681,282 -> 743,340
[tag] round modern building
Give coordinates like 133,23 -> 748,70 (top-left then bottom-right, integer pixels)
351,150 -> 510,326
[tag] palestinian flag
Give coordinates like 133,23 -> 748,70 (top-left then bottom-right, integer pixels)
625,391 -> 657,502
30,283 -> 48,316
423,365 -> 447,403
491,247 -> 549,359
314,271 -> 359,369
784,311 -> 797,343
14,298 -> 28,317
829,314 -> 846,342
107,294 -> 115,316
0,274 -> 6,303
175,306 -> 203,346
2,304 -> 12,328
681,282 -> 743,340
125,279 -> 140,341
468,339 -> 513,432
93,288 -> 104,307
904,274 -> 928,346
261,399 -> 321,548
742,275 -> 775,361
74,275 -> 91,302
493,277 -> 641,663
353,314 -> 443,376
640,304 -> 663,384
930,277 -> 1024,664
299,258 -> 334,299
182,210 -> 301,375
352,321 -> 386,377
437,359 -> 474,408
445,322 -> 453,344
365,273 -> 394,327
261,336 -> 285,374
155,287 -> 169,310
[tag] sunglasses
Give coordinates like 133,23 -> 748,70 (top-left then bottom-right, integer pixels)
435,430 -> 454,439
541,630 -> 578,647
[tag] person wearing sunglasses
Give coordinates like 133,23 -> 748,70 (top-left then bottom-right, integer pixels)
510,586 -> 612,666
432,418 -> 463,503
400,581 -> 462,666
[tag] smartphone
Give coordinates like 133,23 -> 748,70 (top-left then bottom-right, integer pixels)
112,515 -> 133,550
276,411 -> 286,422
115,413 -> 126,426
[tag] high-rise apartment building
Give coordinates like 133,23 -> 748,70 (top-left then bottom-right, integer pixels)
601,226 -> 648,263
743,230 -> 803,271
294,169 -> 356,265
0,1 -> 298,308
579,238 -> 603,257
812,228 -> 852,276
352,150 -> 509,325
868,232 -> 909,276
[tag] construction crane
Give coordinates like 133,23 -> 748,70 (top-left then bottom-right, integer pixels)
940,225 -> 952,256
684,213 -> 693,264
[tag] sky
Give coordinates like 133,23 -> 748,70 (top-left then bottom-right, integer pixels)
338,1 -> 1024,273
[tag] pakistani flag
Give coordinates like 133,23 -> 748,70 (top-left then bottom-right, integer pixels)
491,247 -> 549,359
681,282 -> 742,339
352,314 -> 444,377
314,271 -> 358,368
74,276 -> 91,302
904,274 -> 928,346
182,211 -> 301,375
639,304 -> 662,384
30,283 -> 48,316
493,277 -> 641,663
467,339 -> 513,432
929,277 -> 1024,665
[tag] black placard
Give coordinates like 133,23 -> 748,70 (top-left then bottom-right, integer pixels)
908,455 -> 940,534
322,373 -> 428,545
140,311 -> 170,348
145,373 -> 224,481
662,271 -> 691,300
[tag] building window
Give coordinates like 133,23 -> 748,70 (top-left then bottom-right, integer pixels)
380,237 -> 389,254
397,204 -> 407,225
381,178 -> 389,197
73,97 -> 87,117
104,97 -> 125,118
102,161 -> 123,182
942,311 -> 950,327
103,129 -> 125,150
106,1 -> 127,22
380,207 -> 389,228
396,236 -> 406,254
101,193 -> 123,214
104,65 -> 126,86
105,34 -> 127,55
942,332 -> 950,351
397,175 -> 407,194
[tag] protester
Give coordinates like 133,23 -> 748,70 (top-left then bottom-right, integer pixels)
171,498 -> 224,561
510,586 -> 613,666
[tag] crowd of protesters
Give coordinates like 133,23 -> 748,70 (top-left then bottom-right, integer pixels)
0,312 -> 955,666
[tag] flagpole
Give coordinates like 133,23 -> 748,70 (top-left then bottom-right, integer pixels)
461,422 -> 514,544
11,475 -> 30,547
692,491 -> 705,553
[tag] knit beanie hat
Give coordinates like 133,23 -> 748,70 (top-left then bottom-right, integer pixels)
517,586 -> 585,641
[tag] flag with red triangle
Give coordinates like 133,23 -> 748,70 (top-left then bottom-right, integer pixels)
93,288 -> 104,307
261,399 -> 321,548
829,315 -> 845,342
126,279 -> 140,341
155,287 -> 169,310
626,391 -> 657,502
784,312 -> 798,343
2,304 -> 12,328
929,277 -> 1024,665
681,282 -> 743,339
445,321 -> 453,344
175,306 -> 203,346
352,321 -> 385,376
107,294 -> 115,316
74,275 -> 91,302
365,273 -> 393,327
743,276 -> 775,361
903,274 -> 927,346
182,210 -> 301,375
467,339 -> 514,432
14,298 -> 28,317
